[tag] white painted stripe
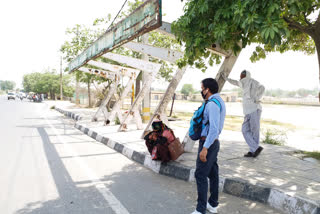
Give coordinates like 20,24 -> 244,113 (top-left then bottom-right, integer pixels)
96,134 -> 103,142
88,130 -> 93,137
143,155 -> 161,173
45,115 -> 130,214
122,147 -> 134,159
108,140 -> 116,149
218,176 -> 226,193
188,169 -> 195,182
268,189 -> 318,214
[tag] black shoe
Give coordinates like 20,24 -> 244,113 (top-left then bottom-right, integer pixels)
253,146 -> 264,157
244,152 -> 254,157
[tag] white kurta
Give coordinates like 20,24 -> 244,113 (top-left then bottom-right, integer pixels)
226,71 -> 265,115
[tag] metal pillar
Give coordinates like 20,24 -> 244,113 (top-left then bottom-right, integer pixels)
92,76 -> 119,122
142,67 -> 187,138
118,73 -> 153,131
106,73 -> 137,124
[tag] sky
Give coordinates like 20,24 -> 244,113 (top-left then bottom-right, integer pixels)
0,0 -> 319,91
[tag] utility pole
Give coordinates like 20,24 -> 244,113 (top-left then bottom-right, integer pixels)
60,56 -> 63,101
141,33 -> 151,123
141,0 -> 151,123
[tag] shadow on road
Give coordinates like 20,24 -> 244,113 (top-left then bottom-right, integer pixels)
14,127 -> 282,214
15,127 -> 113,214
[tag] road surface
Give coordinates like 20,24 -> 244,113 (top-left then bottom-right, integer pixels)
0,96 -> 283,214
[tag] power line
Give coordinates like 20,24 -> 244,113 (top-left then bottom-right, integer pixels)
106,0 -> 129,31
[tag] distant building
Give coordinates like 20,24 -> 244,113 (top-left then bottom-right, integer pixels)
190,91 -> 238,102
151,91 -> 184,100
220,91 -> 238,102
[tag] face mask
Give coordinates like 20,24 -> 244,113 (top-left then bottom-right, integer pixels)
201,89 -> 207,99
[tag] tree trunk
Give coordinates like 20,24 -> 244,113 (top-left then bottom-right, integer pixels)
50,90 -> 54,100
315,37 -> 320,102
88,82 -> 91,108
215,54 -> 240,92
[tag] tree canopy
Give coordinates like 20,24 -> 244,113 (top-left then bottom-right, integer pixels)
181,84 -> 195,96
172,0 -> 320,100
0,80 -> 16,91
22,71 -> 74,99
172,0 -> 320,77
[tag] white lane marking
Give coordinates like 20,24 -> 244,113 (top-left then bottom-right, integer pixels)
44,115 -> 130,214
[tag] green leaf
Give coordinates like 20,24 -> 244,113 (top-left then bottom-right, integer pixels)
270,29 -> 275,39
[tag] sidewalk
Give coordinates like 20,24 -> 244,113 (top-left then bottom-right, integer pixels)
50,101 -> 320,214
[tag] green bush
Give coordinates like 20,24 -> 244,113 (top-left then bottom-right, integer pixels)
50,105 -> 55,109
262,129 -> 287,146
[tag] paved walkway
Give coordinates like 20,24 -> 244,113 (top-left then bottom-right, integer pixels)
49,101 -> 320,214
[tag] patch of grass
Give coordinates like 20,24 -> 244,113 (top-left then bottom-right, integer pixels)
262,129 -> 287,146
223,115 -> 243,131
168,113 -> 296,133
173,112 -> 194,120
50,105 -> 55,109
261,119 -> 296,130
302,151 -> 320,160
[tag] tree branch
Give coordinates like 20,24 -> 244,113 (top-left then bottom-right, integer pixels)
303,13 -> 312,26
283,16 -> 313,36
307,5 -> 319,14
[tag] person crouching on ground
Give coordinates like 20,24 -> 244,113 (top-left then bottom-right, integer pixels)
144,120 -> 172,162
192,78 -> 226,214
222,70 -> 265,158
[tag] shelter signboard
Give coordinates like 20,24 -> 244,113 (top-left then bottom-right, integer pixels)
69,0 -> 162,73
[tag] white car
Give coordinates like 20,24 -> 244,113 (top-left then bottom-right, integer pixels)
7,92 -> 15,100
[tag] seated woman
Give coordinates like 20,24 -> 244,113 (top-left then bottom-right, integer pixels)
144,120 -> 175,162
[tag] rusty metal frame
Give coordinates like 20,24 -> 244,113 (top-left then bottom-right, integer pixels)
78,67 -> 115,79
68,0 -> 162,73
155,21 -> 231,57
123,41 -> 183,63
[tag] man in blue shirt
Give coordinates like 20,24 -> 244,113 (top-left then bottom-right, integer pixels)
191,78 -> 226,214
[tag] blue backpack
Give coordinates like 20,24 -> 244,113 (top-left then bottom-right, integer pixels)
189,98 -> 221,141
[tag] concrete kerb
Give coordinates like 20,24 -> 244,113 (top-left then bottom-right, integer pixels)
54,107 -> 82,121
55,107 -> 320,214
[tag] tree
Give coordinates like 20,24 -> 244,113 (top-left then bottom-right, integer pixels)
172,0 -> 320,100
79,73 -> 96,107
181,84 -> 195,96
0,80 -> 16,91
60,24 -> 102,104
22,71 -> 74,99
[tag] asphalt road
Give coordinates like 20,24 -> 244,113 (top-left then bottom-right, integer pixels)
0,96 -> 283,214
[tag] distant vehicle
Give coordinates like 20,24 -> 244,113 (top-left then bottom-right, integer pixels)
7,92 -> 15,100
19,92 -> 27,98
32,94 -> 42,102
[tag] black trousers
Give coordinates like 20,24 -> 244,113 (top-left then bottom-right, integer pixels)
195,139 -> 220,213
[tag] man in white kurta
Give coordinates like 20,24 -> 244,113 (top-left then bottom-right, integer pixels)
223,70 -> 265,157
